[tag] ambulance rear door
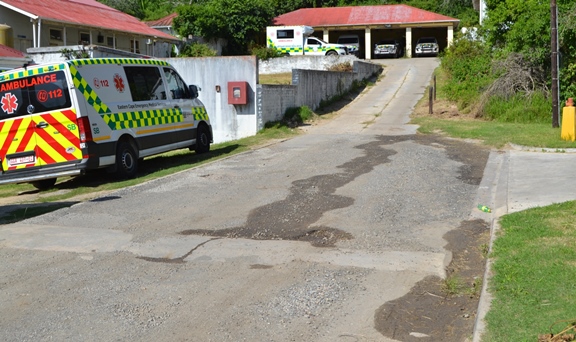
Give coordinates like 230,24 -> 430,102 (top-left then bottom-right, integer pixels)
0,66 -> 82,174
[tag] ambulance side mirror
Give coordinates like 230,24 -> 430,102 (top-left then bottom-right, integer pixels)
189,85 -> 200,99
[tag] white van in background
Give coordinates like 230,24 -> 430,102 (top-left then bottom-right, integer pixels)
267,26 -> 348,56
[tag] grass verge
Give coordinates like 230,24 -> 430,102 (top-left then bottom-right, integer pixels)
482,201 -> 576,341
412,117 -> 576,150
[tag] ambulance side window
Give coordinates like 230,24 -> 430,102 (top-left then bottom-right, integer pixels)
124,66 -> 166,101
163,68 -> 191,100
307,38 -> 320,46
278,29 -> 294,39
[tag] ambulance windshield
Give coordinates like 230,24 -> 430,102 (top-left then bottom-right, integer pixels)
0,70 -> 71,119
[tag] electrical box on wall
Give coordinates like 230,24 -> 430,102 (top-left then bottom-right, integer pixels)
227,81 -> 247,105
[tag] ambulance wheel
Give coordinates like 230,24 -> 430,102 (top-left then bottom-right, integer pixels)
195,124 -> 211,154
116,141 -> 138,179
326,51 -> 338,56
31,178 -> 57,190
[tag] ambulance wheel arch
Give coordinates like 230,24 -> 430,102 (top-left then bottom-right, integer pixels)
114,137 -> 139,179
326,50 -> 338,56
193,122 -> 211,154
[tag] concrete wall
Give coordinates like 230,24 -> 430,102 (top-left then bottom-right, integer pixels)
166,56 -> 259,144
259,55 -> 359,74
258,60 -> 382,125
258,84 -> 297,123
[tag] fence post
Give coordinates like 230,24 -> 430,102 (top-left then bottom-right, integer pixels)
433,75 -> 437,101
429,86 -> 433,114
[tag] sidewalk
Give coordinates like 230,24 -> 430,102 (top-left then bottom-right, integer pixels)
472,145 -> 576,341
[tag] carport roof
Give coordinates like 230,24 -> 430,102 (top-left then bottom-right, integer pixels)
273,4 -> 459,28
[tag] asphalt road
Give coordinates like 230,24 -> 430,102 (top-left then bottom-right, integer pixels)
0,58 -> 491,342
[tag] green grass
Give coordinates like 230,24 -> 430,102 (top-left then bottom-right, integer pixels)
482,201 -> 576,341
412,117 -> 576,149
259,73 -> 292,84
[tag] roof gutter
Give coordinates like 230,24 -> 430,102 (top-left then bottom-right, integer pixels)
35,17 -> 180,43
0,1 -> 38,19
321,20 -> 459,31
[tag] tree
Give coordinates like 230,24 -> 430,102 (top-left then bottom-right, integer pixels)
482,0 -> 576,99
97,0 -> 183,20
174,0 -> 275,55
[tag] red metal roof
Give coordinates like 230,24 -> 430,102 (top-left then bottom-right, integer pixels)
1,0 -> 176,40
273,5 -> 459,27
0,44 -> 27,57
145,13 -> 178,28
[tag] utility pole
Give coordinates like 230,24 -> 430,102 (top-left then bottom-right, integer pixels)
551,0 -> 560,128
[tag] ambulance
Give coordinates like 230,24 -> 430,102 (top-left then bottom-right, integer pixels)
0,58 -> 213,190
267,26 -> 349,56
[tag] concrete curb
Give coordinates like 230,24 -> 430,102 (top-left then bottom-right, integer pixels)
472,150 -> 509,342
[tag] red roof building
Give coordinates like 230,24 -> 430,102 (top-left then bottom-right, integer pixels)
145,13 -> 179,39
272,5 -> 460,59
0,43 -> 26,58
0,43 -> 32,70
0,0 -> 178,57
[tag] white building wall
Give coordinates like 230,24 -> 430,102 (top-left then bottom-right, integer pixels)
166,56 -> 259,143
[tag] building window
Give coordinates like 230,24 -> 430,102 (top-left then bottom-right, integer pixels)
49,29 -> 62,41
107,36 -> 114,47
79,32 -> 90,45
130,39 -> 140,54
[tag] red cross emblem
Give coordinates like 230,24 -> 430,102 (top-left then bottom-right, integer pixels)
113,74 -> 125,93
1,93 -> 18,114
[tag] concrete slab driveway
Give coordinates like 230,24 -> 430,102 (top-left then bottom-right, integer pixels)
0,58 -> 492,342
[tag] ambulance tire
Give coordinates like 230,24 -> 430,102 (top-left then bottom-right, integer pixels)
31,178 -> 57,191
115,141 -> 138,179
326,50 -> 338,56
194,124 -> 211,154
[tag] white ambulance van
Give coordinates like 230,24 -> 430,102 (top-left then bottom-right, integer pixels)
267,26 -> 348,56
0,58 -> 213,190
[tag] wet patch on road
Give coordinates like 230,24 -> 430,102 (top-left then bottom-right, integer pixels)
180,135 -> 489,248
180,136 -> 399,246
373,218 -> 490,341
250,264 -> 273,269
137,238 -> 219,264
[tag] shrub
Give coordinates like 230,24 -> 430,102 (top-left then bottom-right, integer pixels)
60,47 -> 90,60
179,43 -> 217,57
250,45 -> 283,60
483,91 -> 551,124
327,62 -> 353,72
283,106 -> 313,127
440,38 -> 494,107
